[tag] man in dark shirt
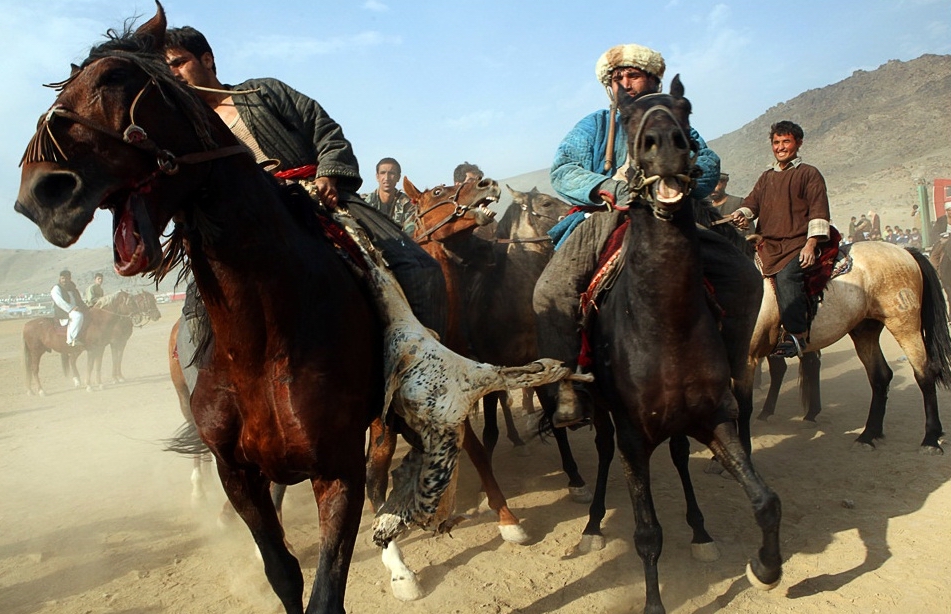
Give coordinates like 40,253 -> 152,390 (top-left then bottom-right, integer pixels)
731,120 -> 831,358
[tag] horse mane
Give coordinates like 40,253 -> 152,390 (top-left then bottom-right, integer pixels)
94,290 -> 130,310
495,198 -> 524,239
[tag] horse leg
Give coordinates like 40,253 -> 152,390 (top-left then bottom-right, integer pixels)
380,540 -> 424,601
704,420 -> 783,593
111,342 -> 127,383
669,435 -> 719,561
536,385 -> 591,502
501,390 -> 527,449
883,322 -> 945,453
799,351 -> 822,422
305,473 -> 364,614
578,406 -> 614,553
849,320 -> 892,449
365,416 -> 396,513
217,464 -> 304,614
612,421 -> 665,614
68,353 -> 81,388
480,392 -> 501,460
758,355 -> 787,421
461,419 -> 528,544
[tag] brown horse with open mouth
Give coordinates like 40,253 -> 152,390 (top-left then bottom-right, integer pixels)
16,5 -> 384,613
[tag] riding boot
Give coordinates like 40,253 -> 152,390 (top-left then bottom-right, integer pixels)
552,376 -> 587,428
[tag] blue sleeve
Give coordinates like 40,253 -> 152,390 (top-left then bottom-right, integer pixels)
689,127 -> 720,199
550,111 -> 613,207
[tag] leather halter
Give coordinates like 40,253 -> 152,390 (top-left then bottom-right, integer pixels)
24,74 -> 248,191
413,183 -> 475,242
622,97 -> 697,221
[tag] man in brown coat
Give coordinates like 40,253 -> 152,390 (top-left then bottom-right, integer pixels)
730,120 -> 831,358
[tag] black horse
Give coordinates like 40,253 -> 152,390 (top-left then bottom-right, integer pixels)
573,77 -> 783,614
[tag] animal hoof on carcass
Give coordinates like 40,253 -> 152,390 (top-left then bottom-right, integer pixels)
499,523 -> 529,544
691,541 -> 721,562
568,485 -> 593,503
577,533 -> 605,553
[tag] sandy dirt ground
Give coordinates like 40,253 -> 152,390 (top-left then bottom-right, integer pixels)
1,301 -> 949,613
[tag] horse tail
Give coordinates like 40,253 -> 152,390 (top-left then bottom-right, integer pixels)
908,247 -> 951,387
163,421 -> 210,456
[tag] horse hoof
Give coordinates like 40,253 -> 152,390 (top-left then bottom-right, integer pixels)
513,444 -> 533,458
391,573 -> 425,601
499,523 -> 529,544
691,541 -> 721,562
85,386 -> 93,393
799,419 -> 819,429
852,441 -> 876,452
38,389 -> 46,397
746,561 -> 781,591
577,533 -> 605,553
919,445 -> 944,456
568,485 -> 593,504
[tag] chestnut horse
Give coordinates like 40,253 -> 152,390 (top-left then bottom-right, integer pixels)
16,7 -> 387,613
562,78 -> 782,613
23,290 -> 160,395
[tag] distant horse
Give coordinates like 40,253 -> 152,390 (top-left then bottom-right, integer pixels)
744,239 -> 951,453
16,8 -> 412,612
95,290 -> 161,384
561,77 -> 783,613
466,186 -> 572,456
23,290 -> 160,395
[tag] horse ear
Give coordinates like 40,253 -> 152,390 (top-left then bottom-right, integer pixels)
403,177 -> 421,202
69,63 -> 81,76
134,1 -> 167,52
670,74 -> 684,99
506,184 -> 517,196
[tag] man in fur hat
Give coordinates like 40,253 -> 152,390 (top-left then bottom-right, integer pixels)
534,43 -> 758,427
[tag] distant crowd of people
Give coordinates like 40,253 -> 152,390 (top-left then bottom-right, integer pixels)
846,212 -> 922,248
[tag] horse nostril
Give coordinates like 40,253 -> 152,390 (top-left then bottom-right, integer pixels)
34,171 -> 81,204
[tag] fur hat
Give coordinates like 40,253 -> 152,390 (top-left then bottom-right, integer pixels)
595,44 -> 666,86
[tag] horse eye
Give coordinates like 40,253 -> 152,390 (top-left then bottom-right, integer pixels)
433,188 -> 442,196
98,68 -> 130,87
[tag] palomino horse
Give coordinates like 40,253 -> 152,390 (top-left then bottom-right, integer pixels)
367,177 -> 536,543
16,8 -> 399,612
466,186 -> 572,457
23,290 -> 160,394
561,77 -> 783,613
745,240 -> 951,453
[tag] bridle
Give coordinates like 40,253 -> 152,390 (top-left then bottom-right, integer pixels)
620,95 -> 697,221
22,57 -> 248,193
413,183 -> 479,242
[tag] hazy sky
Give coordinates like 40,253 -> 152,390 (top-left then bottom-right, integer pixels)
3,0 -> 949,251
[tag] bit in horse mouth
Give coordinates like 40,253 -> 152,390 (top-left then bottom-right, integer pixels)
654,177 -> 684,204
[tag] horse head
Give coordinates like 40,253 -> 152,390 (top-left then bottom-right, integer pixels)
133,291 -> 162,322
15,2 -> 242,277
503,186 -> 571,240
404,177 -> 500,244
617,74 -> 697,217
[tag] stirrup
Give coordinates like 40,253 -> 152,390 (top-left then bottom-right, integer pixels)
770,333 -> 805,359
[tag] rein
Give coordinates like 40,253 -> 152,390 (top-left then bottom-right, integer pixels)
22,73 -> 248,187
413,183 -> 470,242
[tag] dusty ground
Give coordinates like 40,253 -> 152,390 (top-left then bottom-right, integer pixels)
1,301 -> 949,613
